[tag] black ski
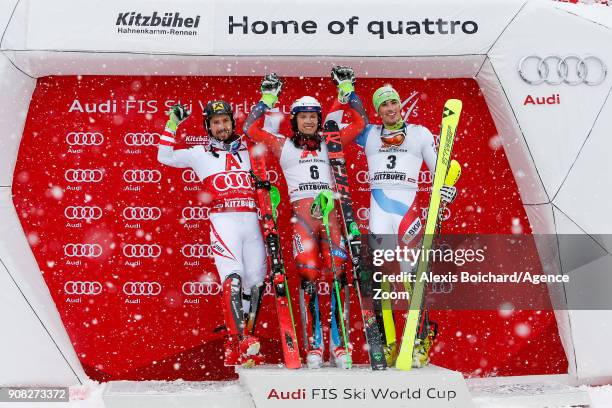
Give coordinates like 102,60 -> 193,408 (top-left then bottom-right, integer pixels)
323,120 -> 387,370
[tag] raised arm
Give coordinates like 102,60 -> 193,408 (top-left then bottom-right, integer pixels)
242,74 -> 285,158
157,104 -> 194,168
324,66 -> 368,146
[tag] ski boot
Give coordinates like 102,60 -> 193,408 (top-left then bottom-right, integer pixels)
330,344 -> 353,369
383,342 -> 398,367
412,321 -> 438,368
240,335 -> 263,368
306,345 -> 324,369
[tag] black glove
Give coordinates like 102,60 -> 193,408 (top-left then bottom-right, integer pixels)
331,66 -> 356,86
260,73 -> 283,108
169,104 -> 191,123
261,73 -> 283,95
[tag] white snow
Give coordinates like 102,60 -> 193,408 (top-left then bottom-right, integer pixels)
0,381 -> 611,407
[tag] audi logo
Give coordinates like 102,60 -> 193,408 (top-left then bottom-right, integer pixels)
356,171 -> 369,185
66,132 -> 104,146
124,132 -> 159,146
357,207 -> 370,221
64,281 -> 103,295
64,206 -> 103,220
518,55 -> 607,86
123,169 -> 161,183
182,281 -> 222,296
122,281 -> 162,296
421,206 -> 451,221
429,282 -> 453,294
267,170 -> 279,184
122,244 -> 162,258
181,244 -> 213,258
317,281 -> 331,295
420,170 -> 433,184
264,281 -> 330,296
182,207 -> 210,221
122,206 -> 161,221
212,172 -> 253,192
65,169 -> 104,183
64,243 -> 103,258
182,169 -> 200,183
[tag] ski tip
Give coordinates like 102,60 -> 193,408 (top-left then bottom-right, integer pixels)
445,98 -> 462,107
443,99 -> 463,118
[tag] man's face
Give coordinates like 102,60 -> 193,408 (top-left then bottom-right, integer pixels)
378,99 -> 401,126
296,112 -> 319,135
209,114 -> 233,140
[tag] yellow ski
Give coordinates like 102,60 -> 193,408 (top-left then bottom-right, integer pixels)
395,99 -> 463,371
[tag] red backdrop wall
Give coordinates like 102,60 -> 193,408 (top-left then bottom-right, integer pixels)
12,75 -> 568,381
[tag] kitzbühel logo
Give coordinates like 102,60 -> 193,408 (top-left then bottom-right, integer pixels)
116,12 -> 201,37
116,12 -> 200,28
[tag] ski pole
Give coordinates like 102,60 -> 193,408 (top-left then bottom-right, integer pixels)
315,190 -> 352,368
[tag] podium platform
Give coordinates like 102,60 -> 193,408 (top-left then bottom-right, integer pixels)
238,364 -> 473,408
102,380 -> 255,408
101,369 -> 591,408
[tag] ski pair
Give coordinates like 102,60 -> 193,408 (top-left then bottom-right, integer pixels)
395,99 -> 463,370
322,121 -> 388,370
308,190 -> 353,369
250,150 -> 301,369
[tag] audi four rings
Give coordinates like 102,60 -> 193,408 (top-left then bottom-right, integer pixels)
65,169 -> 104,183
266,170 -> 279,184
123,169 -> 161,183
122,282 -> 162,296
124,132 -> 159,146
122,206 -> 162,220
421,206 -> 452,221
66,132 -> 104,146
122,244 -> 162,258
64,281 -> 103,295
182,281 -> 222,296
181,244 -> 213,258
64,243 -> 103,258
182,207 -> 210,221
212,172 -> 253,191
64,206 -> 103,220
357,207 -> 370,221
182,169 -> 199,183
519,55 -> 607,85
263,281 -> 330,296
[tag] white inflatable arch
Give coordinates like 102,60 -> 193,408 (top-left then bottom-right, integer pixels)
1,0 -> 612,386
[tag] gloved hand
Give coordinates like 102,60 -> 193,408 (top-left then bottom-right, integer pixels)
440,185 -> 457,203
260,73 -> 283,108
331,66 -> 356,104
166,104 -> 191,132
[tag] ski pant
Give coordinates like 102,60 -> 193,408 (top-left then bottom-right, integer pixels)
369,188 -> 422,246
290,198 -> 348,281
209,211 -> 267,313
291,197 -> 349,351
369,188 -> 424,346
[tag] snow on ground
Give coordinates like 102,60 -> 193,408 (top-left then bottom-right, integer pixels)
0,381 -> 611,407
